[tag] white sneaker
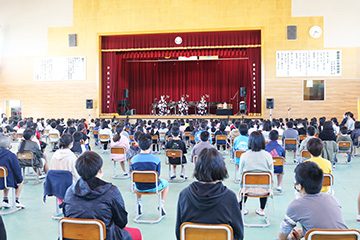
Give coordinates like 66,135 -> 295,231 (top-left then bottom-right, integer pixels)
242,209 -> 249,215
255,209 -> 265,216
357,215 -> 360,222
276,186 -> 283,193
15,201 -> 25,209
1,201 -> 11,208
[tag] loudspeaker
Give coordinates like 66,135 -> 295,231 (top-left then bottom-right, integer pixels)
287,25 -> 297,40
68,34 -> 77,47
86,99 -> 93,109
266,98 -> 274,109
240,87 -> 247,97
123,89 -> 129,99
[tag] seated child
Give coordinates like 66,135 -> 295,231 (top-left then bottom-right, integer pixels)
265,130 -> 285,192
130,134 -> 169,216
110,133 -> 130,176
336,126 -> 352,162
165,127 -> 187,179
233,124 -> 249,174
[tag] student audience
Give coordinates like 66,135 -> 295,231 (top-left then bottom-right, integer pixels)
130,134 -> 169,216
0,135 -> 25,208
278,162 -> 347,240
49,133 -> 79,182
18,128 -> 48,176
165,127 -> 187,179
190,131 -> 214,162
63,151 -> 141,240
305,138 -> 332,193
239,131 -> 274,216
1,115 -> 360,239
176,148 -> 244,240
265,130 -> 285,192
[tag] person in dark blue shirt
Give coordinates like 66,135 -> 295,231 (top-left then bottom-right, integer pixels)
130,134 -> 169,216
265,130 -> 285,193
0,135 -> 25,208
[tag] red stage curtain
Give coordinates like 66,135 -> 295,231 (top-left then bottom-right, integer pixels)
101,31 -> 261,114
102,30 -> 260,49
126,58 -> 250,114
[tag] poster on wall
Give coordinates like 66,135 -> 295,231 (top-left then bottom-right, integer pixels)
276,50 -> 341,77
33,56 -> 86,81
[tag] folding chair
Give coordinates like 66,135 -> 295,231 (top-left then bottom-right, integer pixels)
305,228 -> 360,240
17,151 -> 41,184
234,150 -> 245,182
59,217 -> 106,240
336,141 -> 352,164
184,131 -> 192,147
42,129 -> 50,143
323,173 -> 334,196
239,172 -> 273,227
110,147 -> 129,179
98,134 -> 111,151
165,149 -> 186,182
299,135 -> 306,142
43,170 -> 73,220
49,133 -> 60,144
151,135 -> 160,153
92,129 -> 99,136
15,133 -> 23,141
284,138 -> 298,162
0,166 -> 23,215
215,135 -> 228,153
301,150 -> 311,161
131,171 -> 165,224
180,222 -> 233,240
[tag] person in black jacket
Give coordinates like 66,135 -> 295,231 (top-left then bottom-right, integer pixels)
63,151 -> 141,240
0,216 -> 6,240
175,148 -> 244,240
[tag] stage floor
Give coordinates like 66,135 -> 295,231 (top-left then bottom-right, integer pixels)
99,113 -> 262,120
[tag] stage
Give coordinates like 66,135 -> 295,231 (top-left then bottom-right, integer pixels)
99,113 -> 262,120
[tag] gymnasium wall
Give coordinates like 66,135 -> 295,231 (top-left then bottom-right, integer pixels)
0,0 -> 359,119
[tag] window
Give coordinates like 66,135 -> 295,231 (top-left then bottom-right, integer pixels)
303,80 -> 325,101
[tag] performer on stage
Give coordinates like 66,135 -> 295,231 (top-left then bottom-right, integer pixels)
157,95 -> 169,116
178,94 -> 189,115
197,95 -> 208,115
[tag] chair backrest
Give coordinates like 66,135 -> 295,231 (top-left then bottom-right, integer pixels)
129,135 -> 135,141
299,135 -> 306,141
166,149 -> 183,158
110,147 -> 126,154
0,166 -> 8,189
301,150 -> 312,159
16,133 -> 23,139
131,171 -> 158,184
284,138 -> 297,145
189,135 -> 195,141
17,151 -> 34,161
93,130 -> 99,135
322,174 -> 334,187
180,222 -> 233,240
184,132 -> 192,137
59,217 -> 106,240
234,150 -> 245,159
273,156 -> 285,167
151,135 -> 159,141
305,229 -> 360,240
49,133 -> 60,139
215,135 -> 227,142
242,172 -> 272,186
338,141 -> 351,151
99,134 -> 110,141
